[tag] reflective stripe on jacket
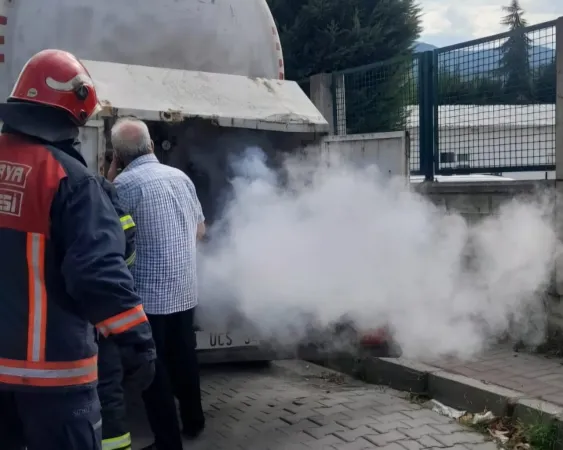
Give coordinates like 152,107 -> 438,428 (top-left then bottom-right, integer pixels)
0,133 -> 153,390
98,176 -> 136,268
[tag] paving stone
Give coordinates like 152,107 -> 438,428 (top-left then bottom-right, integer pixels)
282,409 -> 320,424
431,423 -> 468,434
285,402 -> 326,414
271,444 -> 310,450
332,438 -> 377,450
374,403 -> 419,415
397,440 -> 424,450
364,430 -> 408,446
377,443 -> 412,450
304,422 -> 348,439
250,418 -> 291,432
401,425 -> 442,439
400,417 -> 447,428
306,434 -> 346,448
342,407 -> 383,419
432,432 -> 485,446
336,416 -> 381,430
334,426 -> 383,442
417,435 -> 445,448
369,420 -> 411,433
466,442 -> 499,450
314,404 -> 354,416
373,412 -> 413,423
276,430 -> 318,444
342,399 -> 381,411
402,409 -> 452,422
278,420 -> 320,435
318,396 -> 354,407
426,446 -> 468,450
308,413 -> 354,427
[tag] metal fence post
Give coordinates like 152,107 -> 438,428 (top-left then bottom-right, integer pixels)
418,51 -> 435,180
555,16 -> 563,296
556,17 -> 563,181
332,73 -> 347,135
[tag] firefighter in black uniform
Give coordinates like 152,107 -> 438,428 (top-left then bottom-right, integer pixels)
0,49 -> 156,450
98,173 -> 137,450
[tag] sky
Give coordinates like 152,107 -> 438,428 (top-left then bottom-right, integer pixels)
419,0 -> 562,47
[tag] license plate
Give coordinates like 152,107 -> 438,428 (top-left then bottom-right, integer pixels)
196,331 -> 259,350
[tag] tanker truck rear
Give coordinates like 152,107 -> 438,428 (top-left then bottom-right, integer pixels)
0,0 -> 408,362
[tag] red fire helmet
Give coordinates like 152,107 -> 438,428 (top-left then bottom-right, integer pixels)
9,49 -> 101,125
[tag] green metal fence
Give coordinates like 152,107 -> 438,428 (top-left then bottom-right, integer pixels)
433,20 -> 556,175
300,19 -> 558,177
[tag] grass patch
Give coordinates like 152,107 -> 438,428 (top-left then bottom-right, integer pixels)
522,421 -> 561,450
463,415 -> 561,449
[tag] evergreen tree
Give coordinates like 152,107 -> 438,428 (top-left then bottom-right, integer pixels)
268,0 -> 421,133
534,58 -> 556,103
498,0 -> 533,103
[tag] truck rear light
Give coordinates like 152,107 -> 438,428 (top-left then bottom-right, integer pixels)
359,328 -> 389,346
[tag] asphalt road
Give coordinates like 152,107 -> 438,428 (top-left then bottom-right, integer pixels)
129,360 -> 498,449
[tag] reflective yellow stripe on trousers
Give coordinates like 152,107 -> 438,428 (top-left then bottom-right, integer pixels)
102,432 -> 131,450
120,215 -> 134,231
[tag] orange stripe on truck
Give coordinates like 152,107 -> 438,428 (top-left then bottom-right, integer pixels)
26,233 -> 47,363
96,304 -> 147,337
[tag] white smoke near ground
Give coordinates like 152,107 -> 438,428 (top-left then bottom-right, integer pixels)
197,146 -> 558,361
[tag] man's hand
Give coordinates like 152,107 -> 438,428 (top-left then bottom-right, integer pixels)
123,359 -> 155,393
197,222 -> 206,240
120,343 -> 156,393
107,153 -> 119,182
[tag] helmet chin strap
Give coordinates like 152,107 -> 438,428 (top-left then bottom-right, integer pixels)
0,102 -> 79,144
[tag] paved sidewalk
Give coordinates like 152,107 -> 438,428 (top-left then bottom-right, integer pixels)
129,360 -> 495,449
423,344 -> 563,405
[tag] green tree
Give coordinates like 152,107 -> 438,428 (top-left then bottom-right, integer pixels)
534,58 -> 555,103
268,0 -> 421,133
498,0 -> 533,103
437,69 -> 503,105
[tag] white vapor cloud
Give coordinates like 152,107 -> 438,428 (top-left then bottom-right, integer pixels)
197,147 -> 558,361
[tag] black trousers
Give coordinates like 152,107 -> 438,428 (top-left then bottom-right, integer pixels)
0,388 -> 102,450
143,308 -> 204,450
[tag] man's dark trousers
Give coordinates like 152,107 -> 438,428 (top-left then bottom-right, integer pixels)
142,308 -> 205,450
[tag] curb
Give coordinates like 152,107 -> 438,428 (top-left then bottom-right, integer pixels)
318,354 -> 563,427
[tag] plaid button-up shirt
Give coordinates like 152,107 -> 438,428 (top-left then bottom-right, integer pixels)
114,154 -> 204,315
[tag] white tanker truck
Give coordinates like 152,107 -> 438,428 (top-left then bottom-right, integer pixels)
0,0 -> 285,95
0,0 -> 408,362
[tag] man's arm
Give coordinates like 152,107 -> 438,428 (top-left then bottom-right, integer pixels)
54,176 -> 153,354
186,177 -> 206,240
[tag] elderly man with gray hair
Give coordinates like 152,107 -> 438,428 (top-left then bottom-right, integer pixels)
109,117 -> 206,450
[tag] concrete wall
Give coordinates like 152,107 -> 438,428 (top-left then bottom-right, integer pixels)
414,179 -> 553,219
